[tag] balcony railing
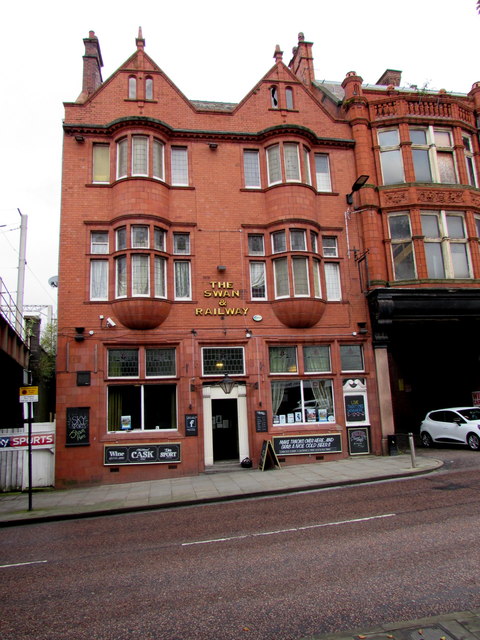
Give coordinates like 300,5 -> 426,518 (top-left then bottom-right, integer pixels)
0,278 -> 25,340
370,96 -> 475,126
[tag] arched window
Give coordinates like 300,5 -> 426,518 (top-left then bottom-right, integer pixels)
128,76 -> 137,99
270,86 -> 279,108
145,77 -> 153,100
285,87 -> 294,110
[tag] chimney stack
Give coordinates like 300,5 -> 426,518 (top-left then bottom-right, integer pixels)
81,31 -> 103,98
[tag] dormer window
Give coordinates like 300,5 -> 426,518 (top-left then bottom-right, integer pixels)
270,86 -> 279,108
128,76 -> 137,99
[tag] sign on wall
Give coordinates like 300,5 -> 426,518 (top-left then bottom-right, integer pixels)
104,443 -> 181,465
66,407 -> 90,446
273,434 -> 342,456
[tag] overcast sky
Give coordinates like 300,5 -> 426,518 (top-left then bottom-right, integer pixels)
1,0 -> 478,319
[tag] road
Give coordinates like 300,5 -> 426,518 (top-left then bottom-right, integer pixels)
1,448 -> 480,640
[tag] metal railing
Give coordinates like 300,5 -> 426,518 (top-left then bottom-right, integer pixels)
0,277 -> 25,340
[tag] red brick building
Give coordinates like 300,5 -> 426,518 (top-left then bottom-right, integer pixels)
57,29 -> 480,486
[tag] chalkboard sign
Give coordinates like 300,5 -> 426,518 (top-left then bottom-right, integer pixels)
185,414 -> 198,437
104,443 -> 181,465
255,410 -> 268,433
258,440 -> 280,471
273,434 -> 342,456
347,427 -> 370,455
344,394 -> 366,423
66,407 -> 90,446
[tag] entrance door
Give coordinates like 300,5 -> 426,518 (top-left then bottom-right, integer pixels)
212,399 -> 239,461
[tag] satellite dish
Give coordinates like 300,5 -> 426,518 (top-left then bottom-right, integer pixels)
48,276 -> 59,288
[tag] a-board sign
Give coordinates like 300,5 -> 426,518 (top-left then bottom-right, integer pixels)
258,439 -> 280,471
347,426 -> 370,455
185,414 -> 198,436
255,410 -> 268,433
104,443 -> 181,465
344,395 -> 366,423
273,434 -> 342,456
66,407 -> 90,446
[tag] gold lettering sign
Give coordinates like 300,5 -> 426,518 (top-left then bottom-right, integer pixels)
196,281 -> 248,316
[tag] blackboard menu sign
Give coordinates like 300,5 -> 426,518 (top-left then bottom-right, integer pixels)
255,410 -> 268,433
104,443 -> 181,465
273,434 -> 342,456
347,427 -> 370,455
185,414 -> 198,436
258,440 -> 280,471
344,395 -> 366,423
66,407 -> 90,446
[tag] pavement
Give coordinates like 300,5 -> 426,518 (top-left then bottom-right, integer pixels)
3,452 -> 479,640
0,452 -> 441,526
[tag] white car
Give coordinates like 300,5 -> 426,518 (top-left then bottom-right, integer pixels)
420,407 -> 480,450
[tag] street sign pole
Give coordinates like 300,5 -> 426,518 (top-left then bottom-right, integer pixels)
27,401 -> 32,511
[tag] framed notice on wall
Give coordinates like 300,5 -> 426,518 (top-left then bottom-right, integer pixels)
347,426 -> 370,455
66,407 -> 90,446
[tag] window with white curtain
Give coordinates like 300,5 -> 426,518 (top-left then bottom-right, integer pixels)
115,256 -> 127,298
90,261 -> 108,300
250,262 -> 266,299
154,256 -> 166,298
315,153 -> 332,191
324,263 -> 341,300
174,261 -> 191,299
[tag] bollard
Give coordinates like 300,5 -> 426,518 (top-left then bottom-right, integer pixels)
408,432 -> 416,468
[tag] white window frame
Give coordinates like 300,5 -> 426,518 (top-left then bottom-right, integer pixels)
324,262 -> 341,301
273,257 -> 290,298
116,139 -> 128,179
92,144 -> 110,184
292,256 -> 310,297
322,237 -> 338,257
463,133 -> 477,187
132,136 -> 148,176
153,139 -> 165,181
388,213 -> 417,281
243,150 -> 261,188
116,227 -> 127,251
340,345 -> 364,373
284,143 -> 301,182
90,231 -> 109,254
272,230 -> 286,254
249,261 -> 267,300
312,259 -> 322,298
174,260 -> 191,300
378,128 -> 405,185
266,144 -> 282,186
421,210 -> 471,279
90,260 -> 108,301
171,147 -> 189,186
314,153 -> 332,192
411,126 -> 458,184
248,234 -> 265,256
131,225 -> 149,249
173,233 -> 190,255
131,254 -> 150,297
290,229 -> 307,251
115,255 -> 127,298
303,147 -> 312,185
154,256 -> 166,298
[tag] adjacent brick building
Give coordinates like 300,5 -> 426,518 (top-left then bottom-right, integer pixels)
56,29 -> 480,487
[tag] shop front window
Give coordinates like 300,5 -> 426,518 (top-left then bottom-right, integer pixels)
271,379 -> 334,425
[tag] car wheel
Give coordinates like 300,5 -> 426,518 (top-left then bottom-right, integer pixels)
420,432 -> 433,447
467,432 -> 480,451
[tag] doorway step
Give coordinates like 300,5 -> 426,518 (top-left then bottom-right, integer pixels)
203,460 -> 247,474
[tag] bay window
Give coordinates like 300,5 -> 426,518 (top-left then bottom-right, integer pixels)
131,225 -> 149,248
463,134 -> 477,186
154,256 -> 166,298
284,143 -> 301,181
290,229 -> 306,251
115,256 -> 127,297
273,258 -> 289,297
266,144 -> 282,185
292,257 -> 309,296
153,139 -> 164,180
410,127 -> 457,184
117,139 -> 128,179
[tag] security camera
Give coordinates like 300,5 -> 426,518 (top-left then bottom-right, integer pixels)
106,317 -> 116,328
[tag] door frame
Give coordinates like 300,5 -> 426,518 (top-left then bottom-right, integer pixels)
203,384 -> 249,466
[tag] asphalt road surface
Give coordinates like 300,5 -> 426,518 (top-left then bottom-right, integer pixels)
1,448 -> 480,640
